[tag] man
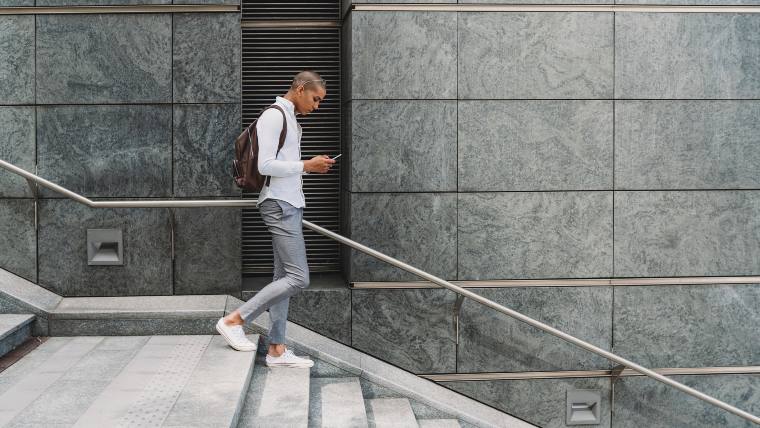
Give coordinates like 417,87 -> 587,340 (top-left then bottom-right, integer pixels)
216,70 -> 334,368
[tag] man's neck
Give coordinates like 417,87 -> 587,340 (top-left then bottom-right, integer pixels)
283,92 -> 299,114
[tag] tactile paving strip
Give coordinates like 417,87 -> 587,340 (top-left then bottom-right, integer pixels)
117,336 -> 210,428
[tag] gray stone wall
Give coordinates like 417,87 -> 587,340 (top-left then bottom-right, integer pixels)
341,3 -> 760,427
0,5 -> 242,297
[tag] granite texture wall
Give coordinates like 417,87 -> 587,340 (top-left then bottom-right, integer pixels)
0,5 -> 242,297
340,3 -> 760,427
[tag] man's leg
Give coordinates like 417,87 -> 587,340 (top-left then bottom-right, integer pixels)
268,241 -> 290,349
231,200 -> 309,339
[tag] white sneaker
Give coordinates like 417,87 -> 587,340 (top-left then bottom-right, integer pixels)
215,318 -> 257,352
266,348 -> 314,368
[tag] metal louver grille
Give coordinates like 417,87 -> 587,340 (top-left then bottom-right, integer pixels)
240,7 -> 341,275
242,1 -> 339,20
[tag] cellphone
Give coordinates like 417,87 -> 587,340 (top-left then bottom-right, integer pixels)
331,154 -> 342,160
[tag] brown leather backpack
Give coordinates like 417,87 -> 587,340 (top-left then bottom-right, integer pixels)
232,104 -> 287,191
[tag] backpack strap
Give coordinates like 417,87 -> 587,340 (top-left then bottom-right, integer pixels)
261,104 -> 288,187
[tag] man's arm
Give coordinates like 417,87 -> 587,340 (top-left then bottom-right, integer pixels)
256,108 -> 304,177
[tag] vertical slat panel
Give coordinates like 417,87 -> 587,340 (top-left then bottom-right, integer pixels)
242,1 -> 339,20
240,2 -> 341,275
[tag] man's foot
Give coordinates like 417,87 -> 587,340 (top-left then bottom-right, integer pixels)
215,317 -> 257,352
266,348 -> 314,368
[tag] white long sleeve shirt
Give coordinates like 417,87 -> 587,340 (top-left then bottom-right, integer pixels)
256,96 -> 306,208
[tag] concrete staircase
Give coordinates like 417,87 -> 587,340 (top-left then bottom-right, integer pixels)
240,360 -> 465,427
0,314 -> 34,359
0,267 -> 534,428
0,333 -> 499,428
0,334 -> 257,427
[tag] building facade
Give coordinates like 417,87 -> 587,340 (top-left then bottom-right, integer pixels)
1,0 -> 759,426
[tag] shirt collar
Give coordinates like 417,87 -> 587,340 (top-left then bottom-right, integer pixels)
275,96 -> 296,115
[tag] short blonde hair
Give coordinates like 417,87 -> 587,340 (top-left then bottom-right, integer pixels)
291,70 -> 326,90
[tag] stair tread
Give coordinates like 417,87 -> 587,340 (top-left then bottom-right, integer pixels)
0,336 -> 103,427
0,314 -> 34,341
309,377 -> 369,428
0,337 -> 73,393
417,419 -> 461,428
162,335 -> 258,428
238,362 -> 311,427
0,334 -> 256,427
366,398 -> 418,428
75,334 -> 256,427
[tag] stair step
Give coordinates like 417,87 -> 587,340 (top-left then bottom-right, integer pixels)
73,334 -> 256,428
0,336 -> 102,426
0,334 -> 257,427
309,377 -> 369,428
162,335 -> 258,428
417,419 -> 461,428
239,363 -> 311,427
0,314 -> 35,359
366,398 -> 419,428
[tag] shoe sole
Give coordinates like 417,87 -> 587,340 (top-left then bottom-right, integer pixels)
215,321 -> 257,352
265,362 -> 314,368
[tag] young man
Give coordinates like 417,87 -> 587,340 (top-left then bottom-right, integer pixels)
216,71 -> 334,367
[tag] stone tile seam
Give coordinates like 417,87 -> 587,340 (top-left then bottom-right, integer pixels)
346,189 -> 760,193
351,4 -> 760,13
345,99 -> 760,101
421,366 -> 760,381
0,5 -> 239,15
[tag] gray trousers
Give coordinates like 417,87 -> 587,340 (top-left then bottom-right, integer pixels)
237,198 -> 309,343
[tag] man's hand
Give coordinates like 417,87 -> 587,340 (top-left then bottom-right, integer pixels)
303,155 -> 335,173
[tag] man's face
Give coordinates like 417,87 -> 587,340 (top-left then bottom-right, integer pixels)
294,85 -> 327,115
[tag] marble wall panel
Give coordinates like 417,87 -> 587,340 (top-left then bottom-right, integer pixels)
289,288 -> 351,345
618,0 -> 760,5
0,16 -> 34,104
350,101 -> 457,192
458,192 -> 613,279
613,284 -> 760,368
0,199 -> 36,283
173,103 -> 241,197
352,289 -> 457,373
0,107 -> 35,198
458,287 -> 613,372
614,191 -> 760,277
173,206 -> 241,296
173,13 -> 241,103
613,374 -> 760,428
37,105 -> 172,198
458,12 -> 613,99
459,101 -> 612,191
616,13 -> 760,99
348,193 -> 457,282
174,0 -> 238,4
447,378 -> 612,428
616,101 -> 760,190
0,0 -> 33,5
36,0 -> 168,4
37,199 -> 172,296
351,11 -> 457,99
36,14 -> 171,104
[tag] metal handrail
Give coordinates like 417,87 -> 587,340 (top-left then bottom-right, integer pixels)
2,158 -> 759,425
